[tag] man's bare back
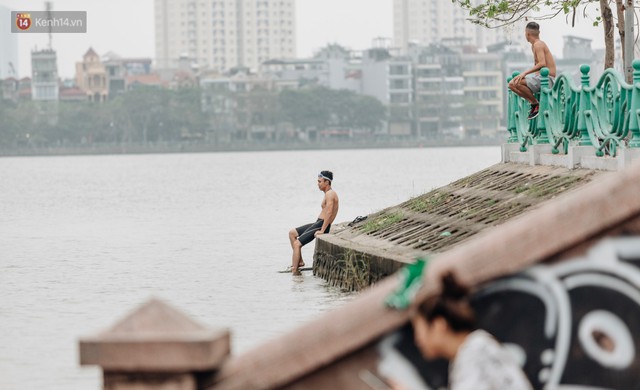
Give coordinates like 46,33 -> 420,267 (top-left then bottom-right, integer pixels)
532,40 -> 556,78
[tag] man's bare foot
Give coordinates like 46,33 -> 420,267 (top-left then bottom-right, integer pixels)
292,269 -> 302,276
298,261 -> 305,268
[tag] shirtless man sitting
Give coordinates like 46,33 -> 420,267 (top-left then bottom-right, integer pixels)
508,21 -> 557,120
288,171 -> 339,275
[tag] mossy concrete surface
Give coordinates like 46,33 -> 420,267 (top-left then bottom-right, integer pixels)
313,162 -> 606,291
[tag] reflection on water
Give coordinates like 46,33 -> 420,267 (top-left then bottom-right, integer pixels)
0,146 -> 499,389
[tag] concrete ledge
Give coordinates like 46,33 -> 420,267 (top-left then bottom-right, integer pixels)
529,144 -> 553,165
619,147 -> 640,170
314,230 -> 411,290
503,144 -> 640,171
582,155 -> 619,171
567,145 -> 596,168
509,151 -> 530,164
539,152 -> 569,167
311,163 -> 605,291
508,144 -> 554,166
501,143 -> 521,163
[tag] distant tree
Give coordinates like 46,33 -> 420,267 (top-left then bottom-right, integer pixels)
108,87 -> 197,144
201,86 -> 239,142
0,83 -> 387,150
279,87 -> 385,135
243,87 -> 282,130
349,94 -> 386,131
0,100 -> 18,147
0,100 -> 40,148
279,88 -> 331,133
164,87 -> 208,140
49,102 -> 111,145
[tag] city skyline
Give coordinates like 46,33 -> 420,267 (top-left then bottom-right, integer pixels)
0,0 -> 605,79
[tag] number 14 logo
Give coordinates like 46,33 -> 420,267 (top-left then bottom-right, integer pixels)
16,13 -> 32,31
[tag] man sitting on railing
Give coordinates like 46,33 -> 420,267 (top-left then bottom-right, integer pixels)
508,22 -> 557,120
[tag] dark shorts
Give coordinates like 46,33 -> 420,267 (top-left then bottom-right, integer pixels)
295,219 -> 331,247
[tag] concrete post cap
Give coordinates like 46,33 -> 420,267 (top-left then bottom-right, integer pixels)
79,298 -> 230,372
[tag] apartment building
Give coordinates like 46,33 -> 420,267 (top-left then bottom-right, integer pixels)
155,0 -> 296,73
361,48 -> 413,136
393,0 -> 511,53
260,44 -> 361,92
411,44 -> 464,139
260,58 -> 329,90
462,52 -> 503,137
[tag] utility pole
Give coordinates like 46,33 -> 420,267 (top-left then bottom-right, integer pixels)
624,0 -> 634,83
46,1 -> 53,50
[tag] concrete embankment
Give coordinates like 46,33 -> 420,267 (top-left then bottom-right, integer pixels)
314,162 -> 607,290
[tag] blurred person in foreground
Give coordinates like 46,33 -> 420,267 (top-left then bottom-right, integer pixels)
392,272 -> 533,390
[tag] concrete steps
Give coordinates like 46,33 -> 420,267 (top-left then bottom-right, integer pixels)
314,160 -> 607,290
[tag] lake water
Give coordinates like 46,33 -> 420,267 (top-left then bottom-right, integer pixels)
0,146 -> 500,389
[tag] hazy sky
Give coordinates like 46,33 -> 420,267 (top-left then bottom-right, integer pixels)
0,0 -> 605,79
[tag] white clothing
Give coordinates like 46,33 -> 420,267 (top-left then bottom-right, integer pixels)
449,330 -> 533,390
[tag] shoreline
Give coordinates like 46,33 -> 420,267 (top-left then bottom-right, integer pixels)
0,138 -> 501,158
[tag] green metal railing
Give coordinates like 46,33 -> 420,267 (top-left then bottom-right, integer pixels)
507,60 -> 640,156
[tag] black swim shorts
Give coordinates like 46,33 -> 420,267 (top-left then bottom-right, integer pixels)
295,219 -> 331,246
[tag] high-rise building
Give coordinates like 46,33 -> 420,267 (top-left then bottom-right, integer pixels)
361,47 -> 414,137
393,0 -> 514,53
31,49 -> 59,101
31,48 -> 59,125
155,0 -> 296,73
0,5 -> 19,79
462,52 -> 503,137
410,44 -> 464,138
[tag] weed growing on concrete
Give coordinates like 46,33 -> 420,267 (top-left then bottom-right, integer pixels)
514,184 -> 529,193
362,211 -> 404,234
337,249 -> 370,291
406,191 -> 451,213
514,176 -> 582,197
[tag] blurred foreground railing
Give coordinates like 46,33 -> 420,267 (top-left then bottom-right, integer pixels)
508,60 -> 640,157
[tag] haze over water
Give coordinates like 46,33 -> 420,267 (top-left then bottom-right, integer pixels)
0,146 -> 499,389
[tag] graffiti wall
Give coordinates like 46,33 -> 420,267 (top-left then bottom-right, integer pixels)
377,237 -> 640,390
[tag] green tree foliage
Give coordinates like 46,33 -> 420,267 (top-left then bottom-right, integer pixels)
452,0 -> 595,28
352,95 -> 387,130
0,85 -> 386,150
451,0 -> 628,68
0,100 -> 44,147
242,87 -> 282,128
279,88 -> 331,131
279,87 -> 385,131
